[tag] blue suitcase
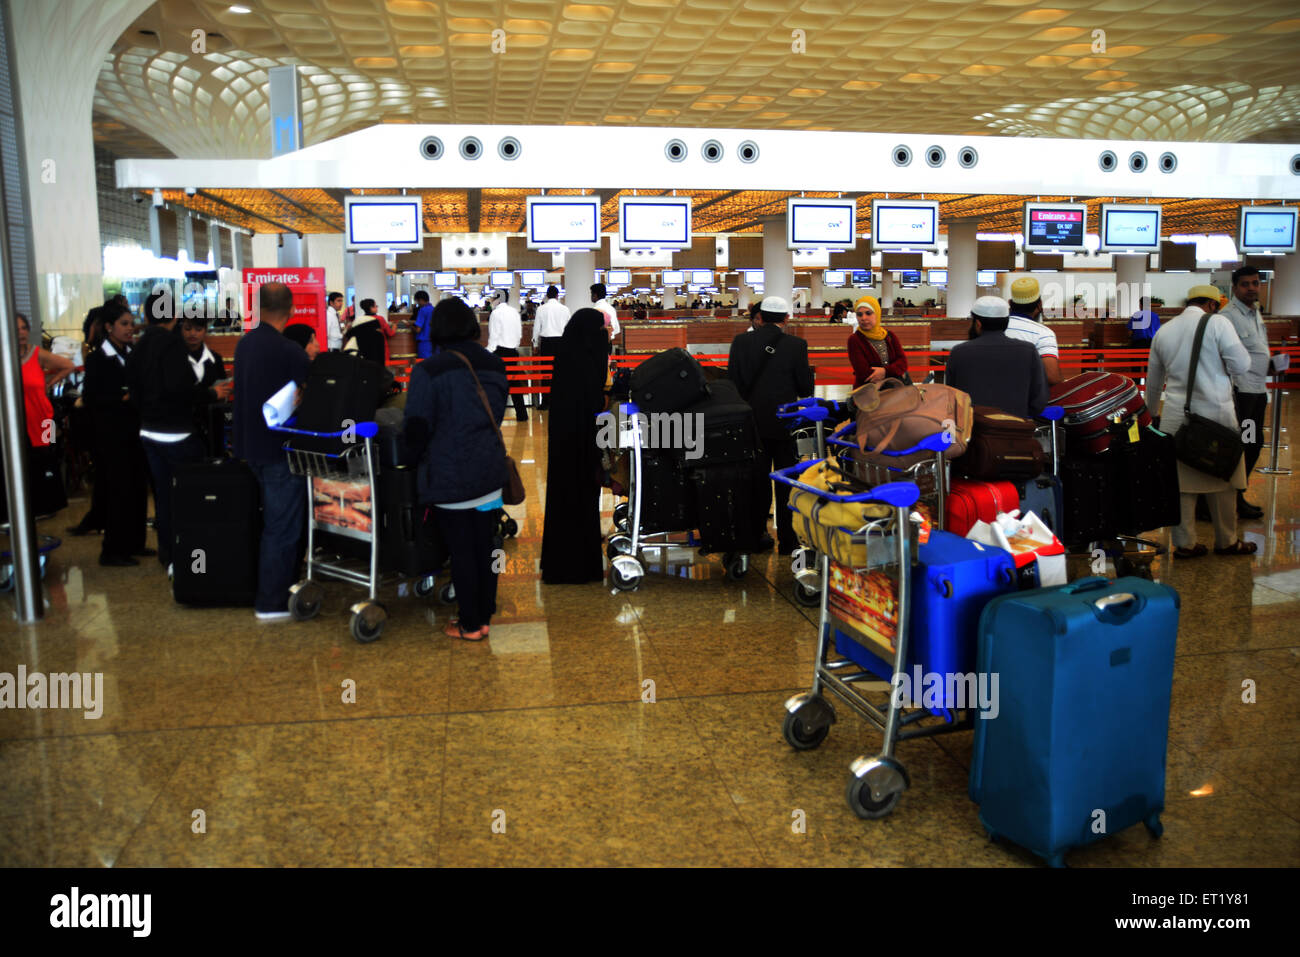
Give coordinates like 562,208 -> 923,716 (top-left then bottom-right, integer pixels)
970,576 -> 1179,867
835,531 -> 1016,715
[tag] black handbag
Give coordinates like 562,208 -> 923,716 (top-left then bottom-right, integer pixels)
1172,313 -> 1243,481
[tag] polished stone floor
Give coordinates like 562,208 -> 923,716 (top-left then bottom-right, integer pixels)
2,400 -> 1298,868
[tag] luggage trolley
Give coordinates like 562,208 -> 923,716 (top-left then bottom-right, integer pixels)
828,425 -> 954,532
273,420 -> 414,643
772,463 -> 979,820
606,400 -> 751,591
776,397 -> 845,606
0,534 -> 60,593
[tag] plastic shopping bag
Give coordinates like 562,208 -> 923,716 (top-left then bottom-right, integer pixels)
966,509 -> 1067,588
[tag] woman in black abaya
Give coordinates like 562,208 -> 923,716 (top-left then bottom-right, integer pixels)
540,308 -> 610,584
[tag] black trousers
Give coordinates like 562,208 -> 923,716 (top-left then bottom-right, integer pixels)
98,437 -> 148,558
436,506 -> 500,632
493,346 -> 528,419
1234,388 -> 1269,480
755,436 -> 798,550
537,336 -> 562,409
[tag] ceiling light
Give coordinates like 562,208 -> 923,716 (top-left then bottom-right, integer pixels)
228,5 -> 251,12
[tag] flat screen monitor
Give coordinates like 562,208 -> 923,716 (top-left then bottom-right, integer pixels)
605,268 -> 632,286
1098,203 -> 1162,253
976,270 -> 998,286
525,195 -> 602,250
691,269 -> 713,284
1023,202 -> 1087,252
433,272 -> 458,289
662,269 -> 685,285
823,269 -> 846,286
1238,205 -> 1298,254
787,198 -> 856,249
489,271 -> 514,287
344,195 -> 423,251
899,269 -> 921,286
742,269 -> 764,285
619,196 -> 692,249
518,270 -> 546,287
872,200 -> 939,251
850,269 -> 872,286
928,269 -> 948,285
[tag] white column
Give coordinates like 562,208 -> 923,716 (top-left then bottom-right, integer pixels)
737,281 -> 752,310
277,234 -> 304,267
662,285 -> 677,309
305,233 -> 345,297
762,216 -> 794,314
563,250 -> 595,311
810,271 -> 824,313
1272,253 -> 1300,315
252,233 -> 278,267
881,271 -> 896,314
1114,253 -> 1148,318
946,219 -> 979,318
353,252 -> 387,315
511,272 -> 523,310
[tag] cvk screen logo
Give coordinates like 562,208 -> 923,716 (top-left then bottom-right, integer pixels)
50,887 -> 151,937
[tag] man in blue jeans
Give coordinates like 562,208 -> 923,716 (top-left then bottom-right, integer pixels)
233,282 -> 311,621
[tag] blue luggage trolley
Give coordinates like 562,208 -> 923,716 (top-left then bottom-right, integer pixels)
776,397 -> 844,607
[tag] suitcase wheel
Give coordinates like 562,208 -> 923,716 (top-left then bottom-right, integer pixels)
349,601 -> 386,643
782,694 -> 835,751
438,582 -> 456,605
288,580 -> 324,621
723,552 -> 748,581
414,575 -> 437,599
1145,812 -> 1163,839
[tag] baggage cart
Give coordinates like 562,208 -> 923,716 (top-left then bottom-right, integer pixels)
0,534 -> 59,593
772,462 -> 975,819
777,397 -> 845,606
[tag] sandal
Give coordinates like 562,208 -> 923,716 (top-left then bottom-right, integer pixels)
1173,544 -> 1208,559
1213,541 -> 1258,556
445,620 -> 487,641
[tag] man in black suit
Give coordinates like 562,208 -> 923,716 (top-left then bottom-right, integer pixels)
946,296 -> 1049,419
727,295 -> 815,554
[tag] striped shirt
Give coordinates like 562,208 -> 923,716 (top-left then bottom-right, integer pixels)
1004,316 -> 1059,360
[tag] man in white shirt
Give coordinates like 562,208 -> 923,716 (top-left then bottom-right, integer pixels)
533,284 -> 570,410
325,292 -> 344,352
1004,277 -> 1063,386
488,290 -> 527,421
590,282 -> 621,346
1219,266 -> 1270,518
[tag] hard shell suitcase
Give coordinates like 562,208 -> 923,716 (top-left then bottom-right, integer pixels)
1111,424 -> 1181,535
1050,372 -> 1150,454
629,347 -> 710,413
1019,473 -> 1065,537
952,406 -> 1046,481
378,466 -> 447,577
970,576 -> 1179,867
945,478 -> 1020,537
1059,455 -> 1118,547
171,459 -> 260,606
834,531 -> 1016,712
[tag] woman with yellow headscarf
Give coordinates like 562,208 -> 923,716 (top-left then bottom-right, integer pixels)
847,295 -> 909,388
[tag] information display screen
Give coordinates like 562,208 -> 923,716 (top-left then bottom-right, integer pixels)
823,269 -> 846,286
742,269 -> 764,285
872,200 -> 939,250
899,269 -> 921,286
1099,204 -> 1161,252
850,269 -> 873,285
518,270 -> 546,286
691,269 -> 713,284
1239,206 -> 1298,254
662,269 -> 685,284
489,271 -> 514,287
928,269 -> 948,285
526,196 -> 601,249
976,270 -> 998,285
620,197 -> 692,248
1023,203 -> 1087,251
605,269 -> 632,286
788,199 -> 856,248
344,196 -> 423,251
433,272 -> 458,289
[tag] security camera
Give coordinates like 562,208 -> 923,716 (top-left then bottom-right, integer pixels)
133,193 -> 146,204
185,187 -> 197,196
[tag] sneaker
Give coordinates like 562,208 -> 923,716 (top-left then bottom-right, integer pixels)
255,610 -> 292,622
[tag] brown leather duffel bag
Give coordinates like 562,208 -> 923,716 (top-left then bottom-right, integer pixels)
851,377 -> 973,469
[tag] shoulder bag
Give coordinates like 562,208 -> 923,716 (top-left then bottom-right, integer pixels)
450,350 -> 526,505
1172,314 -> 1243,481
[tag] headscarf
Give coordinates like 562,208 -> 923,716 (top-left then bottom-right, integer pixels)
853,296 -> 886,341
553,308 -> 611,416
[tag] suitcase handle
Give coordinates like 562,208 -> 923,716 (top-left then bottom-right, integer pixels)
1091,591 -> 1143,625
1060,576 -> 1110,594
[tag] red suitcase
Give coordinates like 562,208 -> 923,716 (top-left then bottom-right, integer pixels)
945,478 -> 1020,536
1049,372 -> 1150,454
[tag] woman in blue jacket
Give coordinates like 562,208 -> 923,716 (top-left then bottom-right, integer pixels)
403,298 -> 509,640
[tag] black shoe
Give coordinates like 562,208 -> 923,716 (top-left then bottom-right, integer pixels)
66,523 -> 102,536
755,535 -> 775,553
516,415 -> 529,422
1237,499 -> 1264,520
132,547 -> 158,557
98,554 -> 139,567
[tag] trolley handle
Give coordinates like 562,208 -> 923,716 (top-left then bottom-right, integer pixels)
770,460 -> 920,508
1038,404 -> 1064,423
776,397 -> 842,424
271,419 -> 379,439
827,424 -> 953,457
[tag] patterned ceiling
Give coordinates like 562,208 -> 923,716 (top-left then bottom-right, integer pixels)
94,0 -> 1300,161
147,186 -> 1289,237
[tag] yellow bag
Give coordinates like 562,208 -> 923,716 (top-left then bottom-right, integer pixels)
788,461 -> 892,567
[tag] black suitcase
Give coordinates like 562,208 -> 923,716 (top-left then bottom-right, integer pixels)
1019,473 -> 1065,537
1112,424 -> 1181,534
1059,455 -> 1118,547
171,459 -> 260,605
690,461 -> 764,553
684,378 -> 761,468
640,449 -> 697,532
204,401 -> 233,457
296,352 -> 385,437
629,347 -> 710,413
378,466 -> 447,577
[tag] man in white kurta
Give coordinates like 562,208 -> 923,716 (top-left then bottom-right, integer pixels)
1144,286 -> 1253,557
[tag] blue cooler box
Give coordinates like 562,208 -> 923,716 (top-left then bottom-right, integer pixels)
834,531 -> 1017,714
970,576 -> 1179,867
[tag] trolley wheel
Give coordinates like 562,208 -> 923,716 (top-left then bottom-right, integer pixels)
606,535 -> 634,560
1144,812 -> 1164,839
782,698 -> 835,750
845,755 -> 909,820
414,575 -> 437,599
723,552 -> 748,581
613,501 -> 630,525
39,554 -> 48,579
502,517 -> 519,538
438,582 -> 456,605
794,579 -> 820,607
288,580 -> 324,621
609,556 -> 643,592
0,564 -> 11,593
349,601 -> 386,643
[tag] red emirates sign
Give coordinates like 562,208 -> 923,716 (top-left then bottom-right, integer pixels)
242,267 -> 326,343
